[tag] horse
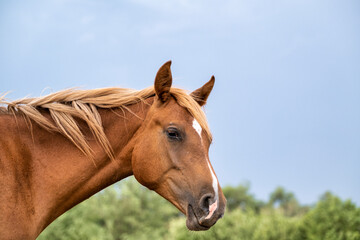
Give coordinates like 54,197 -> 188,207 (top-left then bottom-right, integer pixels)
0,61 -> 226,239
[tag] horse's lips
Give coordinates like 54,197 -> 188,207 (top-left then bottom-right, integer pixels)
186,204 -> 210,231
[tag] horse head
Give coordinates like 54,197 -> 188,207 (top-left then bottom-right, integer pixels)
131,61 -> 226,230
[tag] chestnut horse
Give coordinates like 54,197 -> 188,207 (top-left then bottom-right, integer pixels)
0,61 -> 226,239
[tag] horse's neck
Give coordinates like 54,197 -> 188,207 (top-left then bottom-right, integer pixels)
0,99 -> 152,238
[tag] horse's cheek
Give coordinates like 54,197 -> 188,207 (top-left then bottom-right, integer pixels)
131,137 -> 162,189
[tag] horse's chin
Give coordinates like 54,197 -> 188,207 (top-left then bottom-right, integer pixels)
185,204 -> 210,231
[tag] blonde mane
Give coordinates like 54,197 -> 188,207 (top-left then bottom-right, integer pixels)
0,87 -> 212,162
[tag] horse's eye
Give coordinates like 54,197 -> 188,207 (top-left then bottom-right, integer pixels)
166,127 -> 182,141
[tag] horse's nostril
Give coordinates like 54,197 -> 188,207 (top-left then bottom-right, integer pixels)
199,193 -> 214,212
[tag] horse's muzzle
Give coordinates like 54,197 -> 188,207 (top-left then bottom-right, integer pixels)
185,194 -> 225,231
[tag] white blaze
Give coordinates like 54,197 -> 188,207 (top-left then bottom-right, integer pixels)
192,118 -> 202,138
205,161 -> 219,219
192,119 -> 219,219
207,161 -> 219,202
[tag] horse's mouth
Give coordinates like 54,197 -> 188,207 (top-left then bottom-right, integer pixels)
186,204 -> 211,231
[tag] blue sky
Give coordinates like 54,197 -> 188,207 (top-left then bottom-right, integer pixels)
1,0 -> 359,205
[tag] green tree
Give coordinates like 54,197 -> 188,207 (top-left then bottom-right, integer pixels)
268,186 -> 307,217
296,192 -> 360,240
38,187 -> 116,240
38,177 -> 178,240
38,181 -> 360,240
166,208 -> 301,240
222,183 -> 264,212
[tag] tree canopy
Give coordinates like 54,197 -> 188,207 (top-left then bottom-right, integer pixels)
38,177 -> 360,240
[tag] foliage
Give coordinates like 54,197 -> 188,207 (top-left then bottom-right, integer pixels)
167,209 -> 301,240
268,186 -> 309,217
38,178 -> 360,240
222,183 -> 265,212
296,192 -> 360,240
38,177 -> 178,240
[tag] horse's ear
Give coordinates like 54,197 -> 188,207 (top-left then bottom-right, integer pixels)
190,76 -> 215,106
154,61 -> 172,102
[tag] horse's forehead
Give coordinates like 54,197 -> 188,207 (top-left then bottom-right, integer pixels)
156,99 -> 193,122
